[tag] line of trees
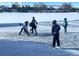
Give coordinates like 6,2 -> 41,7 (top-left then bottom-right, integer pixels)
0,2 -> 79,12
11,2 -> 55,12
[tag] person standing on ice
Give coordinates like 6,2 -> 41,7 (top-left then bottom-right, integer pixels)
29,17 -> 38,35
52,20 -> 61,48
19,21 -> 30,36
63,18 -> 68,33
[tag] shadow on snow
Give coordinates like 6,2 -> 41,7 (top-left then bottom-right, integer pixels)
0,39 -> 79,56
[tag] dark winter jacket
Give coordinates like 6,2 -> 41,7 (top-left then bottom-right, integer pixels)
52,24 -> 60,35
30,19 -> 38,28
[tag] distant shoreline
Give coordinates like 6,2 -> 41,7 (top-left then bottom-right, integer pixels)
0,12 -> 79,13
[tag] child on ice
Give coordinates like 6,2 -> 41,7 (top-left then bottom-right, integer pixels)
19,21 -> 30,36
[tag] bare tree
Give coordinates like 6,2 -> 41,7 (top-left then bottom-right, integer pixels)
33,2 -> 48,12
60,3 -> 73,12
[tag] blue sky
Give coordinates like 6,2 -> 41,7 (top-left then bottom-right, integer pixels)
0,2 -> 79,8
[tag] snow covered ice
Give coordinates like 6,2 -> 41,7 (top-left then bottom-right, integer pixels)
0,12 -> 79,23
0,13 -> 79,56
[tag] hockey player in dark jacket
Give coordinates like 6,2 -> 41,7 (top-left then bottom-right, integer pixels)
52,20 -> 60,48
29,17 -> 38,35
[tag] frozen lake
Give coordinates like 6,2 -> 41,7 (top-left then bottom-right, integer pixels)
0,12 -> 79,23
0,12 -> 79,56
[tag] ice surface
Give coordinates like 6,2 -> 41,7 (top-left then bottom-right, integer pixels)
0,12 -> 79,23
0,13 -> 79,55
